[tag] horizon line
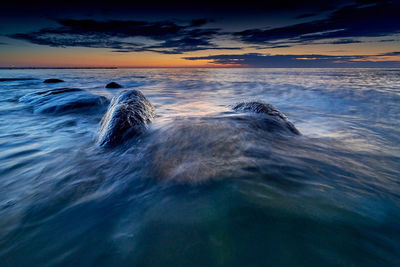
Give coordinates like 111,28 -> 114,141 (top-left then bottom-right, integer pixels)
1,66 -> 400,69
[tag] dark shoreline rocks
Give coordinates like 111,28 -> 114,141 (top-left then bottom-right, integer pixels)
233,100 -> 300,135
43,78 -> 64,83
20,88 -> 109,114
0,78 -> 37,82
106,82 -> 123,89
98,89 -> 155,146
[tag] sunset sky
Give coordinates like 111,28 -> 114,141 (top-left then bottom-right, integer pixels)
1,0 -> 399,67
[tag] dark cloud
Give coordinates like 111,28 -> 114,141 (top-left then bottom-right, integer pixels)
248,38 -> 367,50
0,0 -> 360,17
3,0 -> 400,61
296,13 -> 316,19
54,19 -> 177,38
301,37 -> 399,46
234,1 -> 400,47
250,38 -> 366,49
10,33 -> 143,50
298,38 -> 364,46
189,19 -> 213,27
8,18 -> 238,54
142,36 -> 241,54
325,39 -> 362,44
184,53 -> 400,68
379,51 -> 400,56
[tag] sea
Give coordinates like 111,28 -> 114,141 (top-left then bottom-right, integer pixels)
0,68 -> 399,266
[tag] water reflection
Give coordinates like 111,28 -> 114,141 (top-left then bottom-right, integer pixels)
0,68 -> 399,265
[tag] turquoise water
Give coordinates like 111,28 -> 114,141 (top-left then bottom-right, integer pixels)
0,68 -> 399,266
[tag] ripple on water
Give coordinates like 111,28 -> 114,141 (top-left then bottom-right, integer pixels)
0,68 -> 399,266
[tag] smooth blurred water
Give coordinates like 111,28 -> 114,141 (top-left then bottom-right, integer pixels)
0,68 -> 399,266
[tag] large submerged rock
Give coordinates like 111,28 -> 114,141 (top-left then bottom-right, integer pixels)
232,100 -> 300,135
98,89 -> 155,147
20,88 -> 109,114
145,112 -> 301,183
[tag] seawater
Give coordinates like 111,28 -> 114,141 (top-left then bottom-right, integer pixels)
0,68 -> 399,266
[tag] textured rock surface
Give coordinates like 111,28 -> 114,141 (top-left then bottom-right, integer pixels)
98,89 -> 155,146
233,100 -> 300,135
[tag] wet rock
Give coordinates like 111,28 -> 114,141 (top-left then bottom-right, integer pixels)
105,82 -> 123,89
20,88 -> 109,114
98,89 -> 155,146
0,78 -> 37,82
43,78 -> 64,83
233,100 -> 300,135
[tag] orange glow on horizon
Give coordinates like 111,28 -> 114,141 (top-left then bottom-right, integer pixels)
0,46 -> 246,68
1,42 -> 400,68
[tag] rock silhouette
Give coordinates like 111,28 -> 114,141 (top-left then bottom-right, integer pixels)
43,79 -> 64,83
106,82 -> 123,88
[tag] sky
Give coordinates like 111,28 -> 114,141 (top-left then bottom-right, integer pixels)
0,0 -> 400,68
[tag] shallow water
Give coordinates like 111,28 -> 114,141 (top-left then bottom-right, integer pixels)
0,68 -> 399,266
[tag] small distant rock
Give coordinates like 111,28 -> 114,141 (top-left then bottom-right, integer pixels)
43,78 -> 64,83
106,82 -> 123,89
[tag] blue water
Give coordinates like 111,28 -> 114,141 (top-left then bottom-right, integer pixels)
0,68 -> 399,266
